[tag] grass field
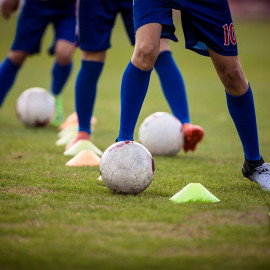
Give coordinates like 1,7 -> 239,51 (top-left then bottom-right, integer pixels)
0,14 -> 270,270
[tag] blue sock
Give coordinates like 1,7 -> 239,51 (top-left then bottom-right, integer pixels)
0,58 -> 21,107
118,61 -> 152,141
154,51 -> 190,123
51,61 -> 72,96
75,60 -> 104,134
226,85 -> 261,161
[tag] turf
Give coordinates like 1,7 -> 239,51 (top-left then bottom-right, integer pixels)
0,15 -> 270,270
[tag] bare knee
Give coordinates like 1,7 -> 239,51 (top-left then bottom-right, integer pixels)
220,65 -> 248,95
55,40 -> 74,65
81,50 -> 106,62
132,41 -> 160,70
55,50 -> 73,65
8,51 -> 28,65
208,49 -> 249,95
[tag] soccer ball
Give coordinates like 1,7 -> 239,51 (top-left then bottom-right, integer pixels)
16,87 -> 55,127
138,112 -> 184,156
100,141 -> 155,194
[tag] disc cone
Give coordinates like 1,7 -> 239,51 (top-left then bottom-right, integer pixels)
64,140 -> 103,157
58,125 -> 78,138
170,183 -> 220,203
66,150 -> 100,167
60,112 -> 98,130
60,112 -> 77,130
56,131 -> 76,146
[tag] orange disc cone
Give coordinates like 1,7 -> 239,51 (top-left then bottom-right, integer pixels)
59,112 -> 77,130
60,112 -> 98,130
66,150 -> 100,167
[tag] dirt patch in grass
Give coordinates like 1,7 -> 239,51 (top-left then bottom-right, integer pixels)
188,208 -> 268,227
57,220 -> 210,240
2,186 -> 52,196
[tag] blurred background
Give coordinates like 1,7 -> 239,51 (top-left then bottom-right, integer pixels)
229,0 -> 270,20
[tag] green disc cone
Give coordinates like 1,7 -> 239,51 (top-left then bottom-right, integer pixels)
56,132 -> 76,146
170,183 -> 220,203
64,140 -> 103,157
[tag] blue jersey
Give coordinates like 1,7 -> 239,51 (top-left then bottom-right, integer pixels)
133,0 -> 238,57
11,0 -> 76,54
77,0 -> 135,52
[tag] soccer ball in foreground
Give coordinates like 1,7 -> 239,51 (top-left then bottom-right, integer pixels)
100,141 -> 155,194
16,87 -> 55,127
138,112 -> 184,156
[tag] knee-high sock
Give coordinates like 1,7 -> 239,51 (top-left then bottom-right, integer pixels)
154,51 -> 190,124
226,85 -> 261,161
118,61 -> 152,141
75,60 -> 104,134
0,58 -> 21,107
51,61 -> 72,96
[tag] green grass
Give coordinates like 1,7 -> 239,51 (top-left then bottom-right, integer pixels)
1,15 -> 270,270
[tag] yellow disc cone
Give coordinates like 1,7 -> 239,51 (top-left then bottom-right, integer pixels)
58,125 -> 78,138
64,140 -> 103,157
56,131 -> 76,146
170,183 -> 220,203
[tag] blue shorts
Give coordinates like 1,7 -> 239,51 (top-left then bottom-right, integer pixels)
11,0 -> 76,54
134,0 -> 238,56
77,0 -> 135,52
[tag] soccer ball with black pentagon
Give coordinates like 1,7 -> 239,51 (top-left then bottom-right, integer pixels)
100,141 -> 155,194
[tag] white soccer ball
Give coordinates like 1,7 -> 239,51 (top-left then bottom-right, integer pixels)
138,112 -> 184,156
16,87 -> 55,127
100,141 -> 155,194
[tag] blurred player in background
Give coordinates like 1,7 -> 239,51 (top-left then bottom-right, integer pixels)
66,0 -> 203,153
0,0 -> 76,126
116,0 -> 270,190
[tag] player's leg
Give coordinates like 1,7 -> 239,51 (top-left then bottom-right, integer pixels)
179,0 -> 269,189
117,23 -> 162,141
52,40 -> 74,97
66,0 -> 115,149
208,47 -> 269,190
50,40 -> 75,126
155,39 -> 189,123
0,0 -> 21,107
0,50 -> 27,107
208,50 -> 261,161
1,0 -> 49,108
118,0 -> 178,141
65,50 -> 105,149
50,6 -> 76,126
154,39 -> 204,152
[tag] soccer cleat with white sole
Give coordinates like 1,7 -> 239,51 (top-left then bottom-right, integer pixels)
242,158 -> 270,191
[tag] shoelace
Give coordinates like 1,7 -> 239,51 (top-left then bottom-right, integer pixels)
255,163 -> 270,174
